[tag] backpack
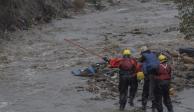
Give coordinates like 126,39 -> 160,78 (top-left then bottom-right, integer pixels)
142,52 -> 160,75
119,58 -> 136,71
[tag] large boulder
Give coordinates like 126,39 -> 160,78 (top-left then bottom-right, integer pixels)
184,64 -> 194,71
182,55 -> 194,64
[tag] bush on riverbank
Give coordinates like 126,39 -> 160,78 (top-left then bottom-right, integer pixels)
174,0 -> 194,39
0,0 -> 72,35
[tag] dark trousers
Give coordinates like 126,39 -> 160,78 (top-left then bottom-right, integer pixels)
119,75 -> 138,109
142,63 -> 159,111
142,77 -> 155,110
154,80 -> 173,112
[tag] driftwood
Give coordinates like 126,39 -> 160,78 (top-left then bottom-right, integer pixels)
179,48 -> 194,57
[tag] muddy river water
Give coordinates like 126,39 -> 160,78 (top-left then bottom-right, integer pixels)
0,0 -> 194,112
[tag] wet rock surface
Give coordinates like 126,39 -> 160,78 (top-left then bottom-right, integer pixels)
0,0 -> 194,112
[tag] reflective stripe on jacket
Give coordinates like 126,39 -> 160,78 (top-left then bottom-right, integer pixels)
155,63 -> 171,80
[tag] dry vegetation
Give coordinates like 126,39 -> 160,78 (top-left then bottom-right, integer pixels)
174,0 -> 194,39
0,0 -> 72,35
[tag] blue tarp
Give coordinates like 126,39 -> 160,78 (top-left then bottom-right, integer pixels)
71,66 -> 96,76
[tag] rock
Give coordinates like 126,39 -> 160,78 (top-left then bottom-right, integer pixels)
184,64 -> 194,71
191,80 -> 194,85
175,72 -> 186,78
185,72 -> 194,80
130,29 -> 143,34
96,77 -> 106,82
170,50 -> 179,57
139,0 -> 150,3
0,55 -> 9,63
172,78 -> 186,91
164,26 -> 178,33
73,0 -> 85,10
184,35 -> 192,40
182,55 -> 194,64
108,0 -> 120,5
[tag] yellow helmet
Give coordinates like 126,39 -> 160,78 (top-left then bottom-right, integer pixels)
123,49 -> 131,56
137,72 -> 144,80
158,54 -> 167,62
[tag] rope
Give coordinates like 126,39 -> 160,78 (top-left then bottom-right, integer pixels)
64,38 -> 103,59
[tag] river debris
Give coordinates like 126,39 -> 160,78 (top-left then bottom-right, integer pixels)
74,63 -> 120,100
74,48 -> 194,99
85,71 -> 119,99
170,48 -> 194,90
129,28 -> 154,36
179,48 -> 194,57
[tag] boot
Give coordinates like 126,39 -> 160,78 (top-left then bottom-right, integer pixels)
129,101 -> 134,107
152,107 -> 156,112
129,98 -> 134,106
167,104 -> 174,112
142,105 -> 146,112
142,100 -> 147,111
168,109 -> 174,112
169,111 -> 174,112
119,104 -> 125,111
